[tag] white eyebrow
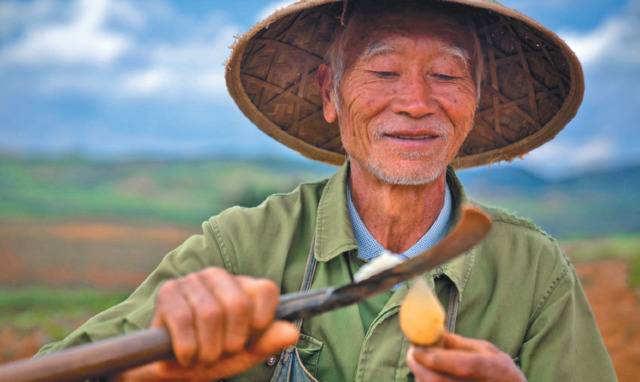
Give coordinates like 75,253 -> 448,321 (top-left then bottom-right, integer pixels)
360,41 -> 397,60
441,45 -> 471,64
360,41 -> 470,66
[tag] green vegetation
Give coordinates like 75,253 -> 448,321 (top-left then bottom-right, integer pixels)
3,155 -> 639,238
0,155 -> 331,226
630,255 -> 640,289
0,288 -> 128,340
0,288 -> 128,311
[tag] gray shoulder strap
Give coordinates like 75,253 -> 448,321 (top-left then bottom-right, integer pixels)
445,284 -> 459,332
294,236 -> 318,330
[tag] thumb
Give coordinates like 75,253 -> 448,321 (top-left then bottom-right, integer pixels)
248,320 -> 300,356
200,321 -> 299,380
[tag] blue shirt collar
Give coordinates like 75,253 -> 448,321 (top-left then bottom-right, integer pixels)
347,183 -> 452,261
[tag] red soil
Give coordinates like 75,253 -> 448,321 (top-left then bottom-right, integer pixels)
0,219 -> 191,290
45,222 -> 188,242
0,220 -> 637,381
0,249 -> 27,284
577,259 -> 640,382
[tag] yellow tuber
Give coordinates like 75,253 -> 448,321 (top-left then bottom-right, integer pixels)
399,278 -> 445,346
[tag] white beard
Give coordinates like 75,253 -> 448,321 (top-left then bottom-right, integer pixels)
351,155 -> 446,186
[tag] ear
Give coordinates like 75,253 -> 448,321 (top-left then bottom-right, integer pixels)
316,64 -> 337,123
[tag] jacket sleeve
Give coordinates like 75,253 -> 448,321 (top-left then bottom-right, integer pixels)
36,219 -> 234,356
518,249 -> 618,382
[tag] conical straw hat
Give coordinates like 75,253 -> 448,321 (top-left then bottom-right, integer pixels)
226,0 -> 584,168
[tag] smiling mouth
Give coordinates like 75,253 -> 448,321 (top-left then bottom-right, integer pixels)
384,134 -> 439,140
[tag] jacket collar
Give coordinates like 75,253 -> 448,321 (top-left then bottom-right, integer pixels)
313,161 -> 358,263
313,162 -> 476,298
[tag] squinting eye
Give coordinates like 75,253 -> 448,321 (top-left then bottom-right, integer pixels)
369,71 -> 399,79
433,73 -> 460,81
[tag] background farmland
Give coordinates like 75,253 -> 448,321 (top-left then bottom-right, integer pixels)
0,155 -> 639,380
1,0 -> 639,380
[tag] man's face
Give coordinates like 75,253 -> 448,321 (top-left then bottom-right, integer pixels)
320,10 -> 478,185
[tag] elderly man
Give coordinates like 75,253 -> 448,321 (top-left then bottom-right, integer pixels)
38,1 -> 617,381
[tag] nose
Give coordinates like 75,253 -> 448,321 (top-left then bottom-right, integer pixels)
390,78 -> 436,118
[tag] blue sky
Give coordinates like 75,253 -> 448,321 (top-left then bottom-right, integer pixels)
0,0 -> 638,177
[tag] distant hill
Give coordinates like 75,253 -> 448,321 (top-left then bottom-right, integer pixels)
1,154 -> 638,239
457,166 -> 548,196
0,154 -> 332,226
458,165 -> 640,238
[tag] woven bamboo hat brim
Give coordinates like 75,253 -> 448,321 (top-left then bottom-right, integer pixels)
226,0 -> 584,168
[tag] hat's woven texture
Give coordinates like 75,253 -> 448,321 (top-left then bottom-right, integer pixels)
227,0 -> 584,168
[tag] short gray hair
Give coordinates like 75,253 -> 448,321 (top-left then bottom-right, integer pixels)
325,1 -> 484,103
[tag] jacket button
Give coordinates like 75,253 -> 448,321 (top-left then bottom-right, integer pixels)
266,355 -> 278,367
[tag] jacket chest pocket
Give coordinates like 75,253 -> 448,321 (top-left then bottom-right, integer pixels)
296,333 -> 324,377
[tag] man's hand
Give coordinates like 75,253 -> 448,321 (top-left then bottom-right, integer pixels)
407,332 -> 526,382
112,267 -> 299,381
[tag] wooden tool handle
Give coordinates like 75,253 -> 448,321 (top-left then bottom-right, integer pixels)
0,328 -> 172,382
0,288 -> 332,382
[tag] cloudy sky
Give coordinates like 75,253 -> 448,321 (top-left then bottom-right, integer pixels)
0,0 -> 638,176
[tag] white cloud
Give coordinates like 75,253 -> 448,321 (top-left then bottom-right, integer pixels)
0,0 -> 57,37
108,0 -> 145,30
120,67 -> 170,94
116,25 -> 237,98
1,0 -> 139,66
525,137 -> 615,170
257,0 -> 294,22
562,19 -> 622,66
570,139 -> 614,168
560,4 -> 640,67
1,0 -> 239,101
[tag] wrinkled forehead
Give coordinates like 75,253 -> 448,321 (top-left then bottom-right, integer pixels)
343,5 -> 474,63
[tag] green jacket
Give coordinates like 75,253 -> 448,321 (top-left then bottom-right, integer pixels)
38,164 -> 617,381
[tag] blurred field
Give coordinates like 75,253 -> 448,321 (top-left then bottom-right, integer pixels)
2,155 -> 638,237
0,219 -> 190,290
0,156 -> 331,226
0,218 -> 188,362
0,156 -> 638,380
0,219 -> 638,380
575,259 -> 640,382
